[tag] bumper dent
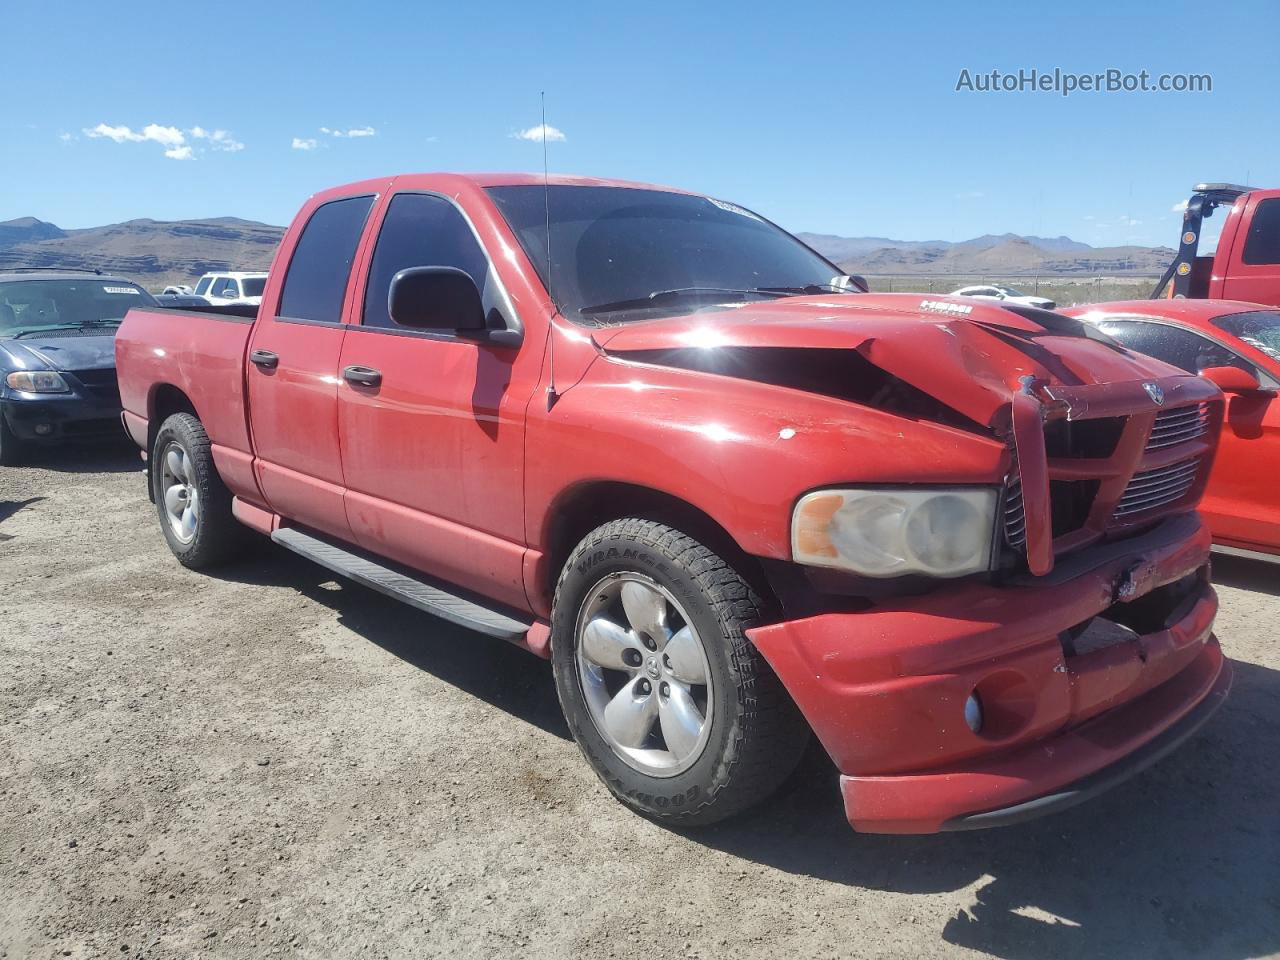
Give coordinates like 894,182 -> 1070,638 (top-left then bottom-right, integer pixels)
746,515 -> 1225,833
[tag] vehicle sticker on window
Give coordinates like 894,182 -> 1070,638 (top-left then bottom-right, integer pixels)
103,286 -> 140,295
706,197 -> 764,222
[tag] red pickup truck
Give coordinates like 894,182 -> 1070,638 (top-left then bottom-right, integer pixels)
116,174 -> 1231,834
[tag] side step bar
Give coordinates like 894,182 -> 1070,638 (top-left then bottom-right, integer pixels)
271,527 -> 533,641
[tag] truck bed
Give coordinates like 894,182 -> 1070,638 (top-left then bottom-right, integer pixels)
115,306 -> 257,484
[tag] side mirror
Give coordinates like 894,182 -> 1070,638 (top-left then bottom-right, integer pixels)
834,274 -> 870,293
388,266 -> 486,331
1200,365 -> 1266,395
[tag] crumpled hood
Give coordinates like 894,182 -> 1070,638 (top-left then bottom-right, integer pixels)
1,334 -> 118,373
592,293 -> 1187,430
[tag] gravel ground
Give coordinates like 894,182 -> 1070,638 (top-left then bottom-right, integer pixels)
2,443 -> 1278,960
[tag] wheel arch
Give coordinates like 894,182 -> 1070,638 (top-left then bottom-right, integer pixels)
147,383 -> 199,455
540,481 -> 777,616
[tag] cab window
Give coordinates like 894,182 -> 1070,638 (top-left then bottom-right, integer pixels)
277,195 -> 376,324
362,193 -> 490,329
1242,198 -> 1280,266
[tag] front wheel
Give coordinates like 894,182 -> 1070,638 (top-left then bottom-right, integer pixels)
551,518 -> 809,826
151,413 -> 246,569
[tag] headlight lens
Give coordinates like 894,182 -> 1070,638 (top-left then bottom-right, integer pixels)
792,487 -> 998,578
6,370 -> 70,393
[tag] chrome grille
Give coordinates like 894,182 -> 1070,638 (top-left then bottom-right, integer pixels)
1004,477 -> 1026,548
1114,458 -> 1201,518
1146,402 -> 1210,451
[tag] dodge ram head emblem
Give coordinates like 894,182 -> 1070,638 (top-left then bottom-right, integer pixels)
1143,382 -> 1166,405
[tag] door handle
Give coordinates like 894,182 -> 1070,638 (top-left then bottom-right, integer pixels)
250,349 -> 279,369
342,365 -> 382,388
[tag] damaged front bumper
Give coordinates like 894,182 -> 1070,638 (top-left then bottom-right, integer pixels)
746,514 -> 1229,834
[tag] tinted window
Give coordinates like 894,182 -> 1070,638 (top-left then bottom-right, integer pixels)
212,277 -> 237,298
277,195 -> 375,323
362,193 -> 489,329
1242,198 -> 1280,265
194,276 -> 212,296
242,277 -> 266,297
1097,320 -> 1256,375
1212,310 -> 1280,362
486,185 -> 843,324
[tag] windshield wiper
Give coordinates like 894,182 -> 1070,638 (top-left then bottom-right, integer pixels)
753,283 -> 860,296
5,319 -> 123,339
580,287 -> 789,316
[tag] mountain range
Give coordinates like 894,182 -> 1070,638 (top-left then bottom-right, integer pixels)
0,216 -> 1173,289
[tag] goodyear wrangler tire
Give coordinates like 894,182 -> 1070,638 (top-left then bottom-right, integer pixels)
551,518 -> 810,826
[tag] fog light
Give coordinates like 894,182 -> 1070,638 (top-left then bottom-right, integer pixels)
34,423 -> 53,436
964,693 -> 984,733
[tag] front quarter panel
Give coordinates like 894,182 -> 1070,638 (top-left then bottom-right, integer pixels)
525,352 -> 1008,563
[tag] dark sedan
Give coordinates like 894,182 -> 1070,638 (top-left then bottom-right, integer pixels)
0,272 -> 157,464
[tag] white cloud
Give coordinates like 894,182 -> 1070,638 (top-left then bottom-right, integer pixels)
320,126 -> 377,138
82,122 -> 243,159
513,123 -> 566,143
1171,199 -> 1189,212
58,131 -> 75,142
292,137 -> 318,151
191,126 -> 245,152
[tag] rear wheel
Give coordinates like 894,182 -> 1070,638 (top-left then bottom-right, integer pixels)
551,518 -> 809,826
151,413 -> 245,569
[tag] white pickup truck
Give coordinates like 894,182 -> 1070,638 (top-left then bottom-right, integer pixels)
192,271 -> 267,307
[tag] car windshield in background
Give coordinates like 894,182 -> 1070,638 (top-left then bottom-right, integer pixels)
485,185 -> 846,323
0,279 -> 157,337
997,285 -> 1029,297
1213,310 -> 1280,362
242,277 -> 266,297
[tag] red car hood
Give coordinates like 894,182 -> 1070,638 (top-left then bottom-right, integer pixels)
592,293 -> 1200,429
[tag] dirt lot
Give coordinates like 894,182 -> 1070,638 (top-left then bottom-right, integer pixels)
2,444 -> 1278,960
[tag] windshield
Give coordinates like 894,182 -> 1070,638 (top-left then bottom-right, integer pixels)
242,277 -> 267,297
0,279 -> 156,337
485,185 -> 846,323
1213,310 -> 1280,362
996,285 -> 1029,297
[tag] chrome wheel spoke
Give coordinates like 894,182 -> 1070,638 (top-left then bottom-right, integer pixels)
179,504 -> 198,540
163,485 -> 185,516
581,617 -> 636,671
602,679 -> 657,748
663,626 -> 707,685
658,682 -> 704,761
166,448 -> 185,482
621,580 -> 667,642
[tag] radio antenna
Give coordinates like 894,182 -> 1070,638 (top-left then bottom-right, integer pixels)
541,91 -> 560,410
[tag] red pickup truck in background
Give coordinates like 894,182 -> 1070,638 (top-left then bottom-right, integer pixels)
116,174 -> 1230,834
1154,182 -> 1280,305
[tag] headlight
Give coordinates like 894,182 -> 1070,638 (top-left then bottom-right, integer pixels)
792,487 -> 999,578
6,370 -> 70,393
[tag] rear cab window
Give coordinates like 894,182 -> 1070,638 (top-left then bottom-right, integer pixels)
277,195 -> 376,323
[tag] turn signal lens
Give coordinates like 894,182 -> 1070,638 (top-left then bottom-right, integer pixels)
792,487 -> 998,578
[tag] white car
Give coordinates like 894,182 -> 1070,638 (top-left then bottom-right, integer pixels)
161,284 -> 193,296
951,284 -> 1055,310
193,271 -> 268,307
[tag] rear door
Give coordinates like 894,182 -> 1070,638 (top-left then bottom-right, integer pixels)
246,190 -> 380,541
1220,194 -> 1280,306
335,190 -> 534,610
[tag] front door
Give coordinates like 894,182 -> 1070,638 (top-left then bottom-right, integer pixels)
336,191 -> 535,610
247,192 -> 377,541
1221,195 -> 1280,307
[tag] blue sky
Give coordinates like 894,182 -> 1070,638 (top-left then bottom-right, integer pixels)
4,0 -> 1277,247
